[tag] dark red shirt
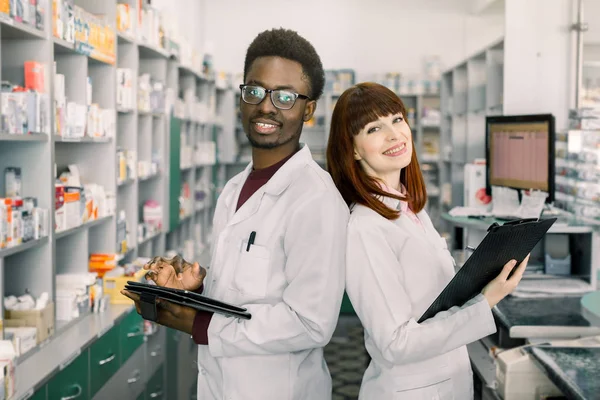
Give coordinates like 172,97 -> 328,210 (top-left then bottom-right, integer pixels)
192,151 -> 297,345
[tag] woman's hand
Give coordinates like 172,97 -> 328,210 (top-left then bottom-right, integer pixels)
143,256 -> 206,291
481,254 -> 530,308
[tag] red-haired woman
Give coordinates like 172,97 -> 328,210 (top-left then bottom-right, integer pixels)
326,82 -> 529,399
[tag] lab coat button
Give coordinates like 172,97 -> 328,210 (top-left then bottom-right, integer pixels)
200,369 -> 207,375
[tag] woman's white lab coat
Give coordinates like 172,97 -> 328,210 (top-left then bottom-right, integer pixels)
346,197 -> 497,400
196,145 -> 349,400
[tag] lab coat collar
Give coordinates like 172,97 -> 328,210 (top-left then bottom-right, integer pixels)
383,195 -> 448,264
261,144 -> 313,196
223,144 -> 314,224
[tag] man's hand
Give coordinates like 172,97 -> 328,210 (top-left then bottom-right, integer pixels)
121,289 -> 196,334
143,255 -> 206,291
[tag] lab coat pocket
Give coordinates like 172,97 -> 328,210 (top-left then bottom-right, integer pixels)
233,240 -> 271,298
394,378 -> 454,400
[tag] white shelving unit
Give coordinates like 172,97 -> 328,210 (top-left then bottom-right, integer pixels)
439,39 -> 504,220
0,0 -> 235,398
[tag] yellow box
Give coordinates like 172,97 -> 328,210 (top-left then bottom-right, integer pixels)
103,269 -> 146,304
0,0 -> 9,15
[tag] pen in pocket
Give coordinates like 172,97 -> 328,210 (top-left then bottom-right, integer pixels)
246,231 -> 256,252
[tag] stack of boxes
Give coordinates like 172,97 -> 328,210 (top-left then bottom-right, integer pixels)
0,167 -> 49,250
117,68 -> 135,110
116,148 -> 137,184
1,0 -> 45,31
116,3 -> 135,39
53,0 -> 116,65
54,165 -> 114,233
54,68 -> 116,140
1,61 -> 50,137
137,73 -> 166,114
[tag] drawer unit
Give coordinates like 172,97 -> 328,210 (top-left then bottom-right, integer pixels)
47,350 -> 90,400
92,343 -> 147,400
146,326 -> 166,378
89,324 -> 121,397
120,309 -> 146,363
26,386 -> 46,400
146,364 -> 165,400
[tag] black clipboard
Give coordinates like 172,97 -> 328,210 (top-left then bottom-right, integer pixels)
418,218 -> 557,323
124,281 -> 252,321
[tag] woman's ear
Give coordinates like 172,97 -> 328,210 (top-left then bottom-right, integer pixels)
353,148 -> 362,161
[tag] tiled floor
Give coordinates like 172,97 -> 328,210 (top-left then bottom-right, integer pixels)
324,316 -> 368,400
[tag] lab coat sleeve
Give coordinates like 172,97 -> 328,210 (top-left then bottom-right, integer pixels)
346,216 -> 497,366
207,190 -> 348,357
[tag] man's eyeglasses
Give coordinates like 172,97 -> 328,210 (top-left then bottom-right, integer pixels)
239,84 -> 311,110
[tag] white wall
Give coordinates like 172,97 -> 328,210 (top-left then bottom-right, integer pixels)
584,0 -> 600,44
503,0 -> 574,130
463,1 -> 505,59
150,0 -> 207,53
201,0 -> 505,79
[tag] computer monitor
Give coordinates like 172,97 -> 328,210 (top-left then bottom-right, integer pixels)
485,114 -> 555,203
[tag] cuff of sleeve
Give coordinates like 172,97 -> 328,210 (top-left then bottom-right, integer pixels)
472,294 -> 497,335
192,311 -> 213,345
207,313 -> 230,357
193,284 -> 204,294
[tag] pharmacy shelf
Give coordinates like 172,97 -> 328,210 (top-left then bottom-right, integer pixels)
138,110 -> 165,118
117,106 -> 135,114
55,215 -> 114,240
52,36 -> 75,53
138,42 -> 170,59
139,172 -> 161,182
0,236 -> 49,259
118,177 -> 136,187
0,17 -> 45,40
138,231 -> 162,246
13,305 -> 133,400
117,32 -> 136,44
0,133 -> 48,142
0,1 -> 233,397
54,135 -> 113,143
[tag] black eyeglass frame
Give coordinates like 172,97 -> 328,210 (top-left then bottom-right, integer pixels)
239,84 -> 311,110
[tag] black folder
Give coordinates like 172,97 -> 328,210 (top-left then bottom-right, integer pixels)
124,281 -> 252,321
418,218 -> 557,323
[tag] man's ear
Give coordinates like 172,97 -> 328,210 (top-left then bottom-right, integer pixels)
303,100 -> 317,122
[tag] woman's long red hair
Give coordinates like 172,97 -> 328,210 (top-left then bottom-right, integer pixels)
326,82 -> 427,220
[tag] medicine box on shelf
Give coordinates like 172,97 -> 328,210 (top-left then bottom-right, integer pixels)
4,301 -> 55,344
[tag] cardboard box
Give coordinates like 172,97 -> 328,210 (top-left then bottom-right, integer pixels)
3,327 -> 36,356
4,301 -> 54,344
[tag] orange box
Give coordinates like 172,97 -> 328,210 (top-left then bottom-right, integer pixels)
0,0 -> 9,15
89,253 -> 119,278
24,61 -> 45,92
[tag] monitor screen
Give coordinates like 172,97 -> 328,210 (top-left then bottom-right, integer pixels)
486,114 -> 555,202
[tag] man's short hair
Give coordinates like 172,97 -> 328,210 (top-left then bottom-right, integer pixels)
244,28 -> 325,101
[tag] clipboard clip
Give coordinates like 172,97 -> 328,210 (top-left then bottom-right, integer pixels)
488,218 -> 539,232
139,292 -> 159,322
503,218 -> 539,226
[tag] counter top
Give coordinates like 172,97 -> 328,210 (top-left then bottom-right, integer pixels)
493,296 -> 600,338
13,304 -> 134,400
525,346 -> 600,400
441,213 -> 595,234
581,291 -> 600,327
